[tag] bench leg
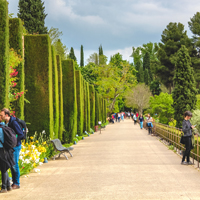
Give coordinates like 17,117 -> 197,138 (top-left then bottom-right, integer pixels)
62,153 -> 68,160
68,151 -> 73,157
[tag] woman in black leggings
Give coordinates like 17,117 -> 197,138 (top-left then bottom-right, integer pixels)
181,111 -> 195,165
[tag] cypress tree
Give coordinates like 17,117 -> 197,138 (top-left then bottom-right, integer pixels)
172,45 -> 197,128
95,91 -> 99,126
143,51 -> 153,83
80,45 -> 84,67
135,60 -> 142,82
99,45 -> 103,56
0,0 -> 9,109
83,80 -> 87,132
144,69 -> 149,85
86,82 -> 90,132
68,47 -> 77,61
139,65 -> 144,83
18,0 -> 48,34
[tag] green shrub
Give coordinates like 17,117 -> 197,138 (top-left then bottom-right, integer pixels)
86,82 -> 90,132
89,84 -> 95,130
99,95 -> 102,122
9,18 -> 24,119
0,0 -> 9,109
62,59 -> 77,143
51,46 -> 59,138
75,70 -> 84,135
56,55 -> 64,140
104,99 -> 107,123
24,35 -> 54,138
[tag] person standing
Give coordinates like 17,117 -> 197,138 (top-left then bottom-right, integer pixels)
139,114 -> 144,129
146,114 -> 153,134
181,111 -> 195,165
118,113 -> 121,122
0,108 -> 24,189
136,112 -> 139,119
0,114 -> 14,193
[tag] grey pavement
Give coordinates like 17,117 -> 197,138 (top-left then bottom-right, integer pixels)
2,119 -> 200,200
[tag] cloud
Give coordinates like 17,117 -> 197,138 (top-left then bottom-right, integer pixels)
7,0 -> 200,62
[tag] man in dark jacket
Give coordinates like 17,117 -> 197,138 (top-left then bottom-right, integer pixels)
0,108 -> 24,189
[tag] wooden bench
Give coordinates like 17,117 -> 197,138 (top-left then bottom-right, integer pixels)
51,139 -> 74,160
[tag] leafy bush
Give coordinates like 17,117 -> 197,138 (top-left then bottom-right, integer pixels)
190,109 -> 200,133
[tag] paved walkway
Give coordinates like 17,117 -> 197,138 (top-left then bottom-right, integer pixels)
2,119 -> 200,200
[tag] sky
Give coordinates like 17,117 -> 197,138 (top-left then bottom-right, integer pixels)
7,0 -> 200,64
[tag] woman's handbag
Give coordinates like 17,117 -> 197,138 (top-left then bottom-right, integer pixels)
180,133 -> 185,144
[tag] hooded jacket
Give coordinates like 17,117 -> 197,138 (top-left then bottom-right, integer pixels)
182,120 -> 192,137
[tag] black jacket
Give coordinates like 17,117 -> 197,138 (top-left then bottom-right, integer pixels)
182,120 -> 192,137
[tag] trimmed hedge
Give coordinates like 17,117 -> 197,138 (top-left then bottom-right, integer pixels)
51,46 -> 59,138
95,91 -> 99,125
62,59 -> 77,143
83,79 -> 87,132
9,18 -> 24,119
86,82 -> 90,132
24,35 -> 54,138
99,95 -> 102,123
101,98 -> 104,123
56,55 -> 64,140
75,70 -> 84,135
104,99 -> 107,123
0,0 -> 9,109
89,84 -> 95,130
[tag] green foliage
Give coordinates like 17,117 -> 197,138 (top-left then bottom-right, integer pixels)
24,35 -> 54,138
53,39 -> 68,60
18,0 -> 48,34
150,80 -> 162,96
56,55 -> 64,140
144,69 -> 149,85
190,109 -> 200,133
48,27 -> 63,44
89,84 -> 95,130
0,0 -> 9,109
104,99 -> 107,123
62,59 -> 77,143
80,45 -> 84,67
138,65 -> 144,83
196,95 -> 200,109
75,70 -> 84,135
9,18 -> 24,119
149,92 -> 174,124
188,12 -> 200,36
68,47 -> 77,61
172,45 -> 197,128
156,22 -> 193,93
51,46 -> 59,138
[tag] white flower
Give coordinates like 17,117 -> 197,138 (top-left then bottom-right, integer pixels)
39,162 -> 43,166
34,169 -> 41,173
35,159 -> 40,163
31,145 -> 36,149
25,150 -> 29,154
19,156 -> 23,160
42,130 -> 46,134
24,159 -> 30,164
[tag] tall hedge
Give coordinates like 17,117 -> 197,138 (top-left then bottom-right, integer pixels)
56,55 -> 63,140
0,0 -> 9,109
101,98 -> 104,123
95,91 -> 99,125
62,59 -> 77,143
86,82 -> 90,132
83,79 -> 87,132
9,18 -> 24,119
99,95 -> 102,123
89,84 -> 95,130
24,35 -> 54,138
104,99 -> 107,123
51,46 -> 59,138
75,70 -> 84,135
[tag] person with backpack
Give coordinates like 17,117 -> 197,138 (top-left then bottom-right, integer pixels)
0,114 -> 15,193
0,108 -> 24,189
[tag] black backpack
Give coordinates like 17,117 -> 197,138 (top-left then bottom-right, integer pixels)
0,125 -> 17,150
12,118 -> 27,140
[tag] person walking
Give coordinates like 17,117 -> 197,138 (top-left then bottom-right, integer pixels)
181,111 -> 195,165
118,113 -> 121,122
139,114 -> 144,129
146,114 -> 153,134
0,114 -> 14,193
0,108 -> 24,189
133,113 -> 137,125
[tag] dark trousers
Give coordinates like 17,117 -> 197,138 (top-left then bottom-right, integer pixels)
148,127 -> 152,134
1,170 -> 10,189
182,136 -> 192,162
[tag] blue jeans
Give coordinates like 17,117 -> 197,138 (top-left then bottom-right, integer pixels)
140,122 -> 143,129
11,145 -> 21,186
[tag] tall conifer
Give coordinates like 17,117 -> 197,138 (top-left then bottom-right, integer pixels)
80,45 -> 84,67
18,0 -> 47,34
68,47 -> 77,61
172,45 -> 197,128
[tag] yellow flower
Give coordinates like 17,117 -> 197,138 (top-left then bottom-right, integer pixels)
33,163 -> 36,168
36,140 -> 39,143
43,141 -> 46,145
30,136 -> 34,140
41,159 -> 44,162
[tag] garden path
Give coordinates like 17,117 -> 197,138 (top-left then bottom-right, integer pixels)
2,119 -> 200,200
